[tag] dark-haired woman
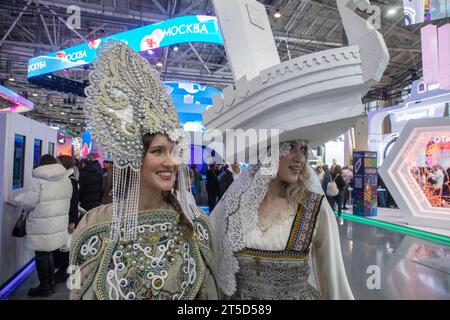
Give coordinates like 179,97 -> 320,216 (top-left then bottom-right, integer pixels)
15,154 -> 73,297
328,165 -> 346,224
69,134 -> 217,300
70,41 -> 217,300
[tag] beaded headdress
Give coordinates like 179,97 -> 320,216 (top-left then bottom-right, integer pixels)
84,40 -> 191,241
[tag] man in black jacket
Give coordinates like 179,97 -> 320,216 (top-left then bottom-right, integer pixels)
206,164 -> 219,213
79,154 -> 104,211
218,164 -> 234,200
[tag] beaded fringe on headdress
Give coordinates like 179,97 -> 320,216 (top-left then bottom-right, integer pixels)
111,166 -> 140,242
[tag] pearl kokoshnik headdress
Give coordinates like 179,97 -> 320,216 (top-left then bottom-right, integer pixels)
84,40 -> 191,241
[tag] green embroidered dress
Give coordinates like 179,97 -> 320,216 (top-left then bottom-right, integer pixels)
69,204 -> 218,300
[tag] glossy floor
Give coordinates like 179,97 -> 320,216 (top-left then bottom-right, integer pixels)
339,218 -> 450,299
6,218 -> 450,300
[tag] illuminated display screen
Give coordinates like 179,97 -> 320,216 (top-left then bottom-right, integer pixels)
33,139 -> 42,169
13,134 -> 26,189
28,15 -> 223,78
163,81 -> 222,132
409,134 -> 450,208
381,122 -> 450,216
403,0 -> 450,25
81,130 -> 92,157
48,142 -> 55,156
0,85 -> 33,113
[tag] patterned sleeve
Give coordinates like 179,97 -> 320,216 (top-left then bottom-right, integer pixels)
192,211 -> 219,300
69,204 -> 112,300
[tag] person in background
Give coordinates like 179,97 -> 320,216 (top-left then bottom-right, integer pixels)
443,167 -> 450,207
53,155 -> 79,283
230,161 -> 242,178
330,159 -> 337,175
88,153 -> 103,174
328,165 -> 346,225
191,165 -> 202,204
218,163 -> 234,200
377,173 -> 387,208
341,166 -> 353,210
315,165 -> 325,183
79,153 -> 104,211
102,160 -> 113,205
218,160 -> 228,175
321,164 -> 332,194
432,164 -> 444,197
14,154 -> 72,297
73,158 -> 80,181
206,163 -> 219,213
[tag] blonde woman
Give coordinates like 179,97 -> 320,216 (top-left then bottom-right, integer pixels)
210,141 -> 354,300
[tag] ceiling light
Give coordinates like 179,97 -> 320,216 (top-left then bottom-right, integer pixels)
173,46 -> 179,52
8,78 -> 15,81
70,118 -> 73,121
61,112 -> 65,115
274,9 -> 282,18
156,61 -> 163,67
32,93 -> 38,97
49,103 -> 53,107
387,8 -> 397,16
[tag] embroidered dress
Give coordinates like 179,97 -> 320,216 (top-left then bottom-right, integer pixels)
210,161 -> 354,300
70,204 -> 217,300
232,191 -> 323,300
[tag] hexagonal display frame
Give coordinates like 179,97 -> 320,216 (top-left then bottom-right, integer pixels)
379,117 -> 450,230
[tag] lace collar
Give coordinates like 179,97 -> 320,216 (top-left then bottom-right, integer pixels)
257,204 -> 296,232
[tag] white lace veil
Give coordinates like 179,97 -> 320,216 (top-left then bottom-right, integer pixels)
209,141 -> 325,296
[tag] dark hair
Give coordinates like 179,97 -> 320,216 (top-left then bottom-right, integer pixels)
142,133 -> 193,236
39,154 -> 57,166
87,153 -> 97,161
57,155 -> 74,170
332,165 -> 342,179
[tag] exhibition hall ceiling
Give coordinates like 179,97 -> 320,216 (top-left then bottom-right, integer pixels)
0,0 -> 437,131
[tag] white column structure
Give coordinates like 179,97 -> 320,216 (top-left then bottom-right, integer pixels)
212,0 -> 280,82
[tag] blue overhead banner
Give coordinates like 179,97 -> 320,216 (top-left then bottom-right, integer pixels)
28,15 -> 223,78
163,81 -> 222,132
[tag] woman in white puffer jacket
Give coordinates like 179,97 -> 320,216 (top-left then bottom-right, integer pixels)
15,154 -> 72,297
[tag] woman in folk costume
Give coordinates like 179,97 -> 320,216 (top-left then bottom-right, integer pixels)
69,41 -> 217,300
209,139 -> 354,300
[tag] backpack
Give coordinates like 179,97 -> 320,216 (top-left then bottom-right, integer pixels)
326,179 -> 339,197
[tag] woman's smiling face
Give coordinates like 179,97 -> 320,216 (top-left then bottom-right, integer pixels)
277,141 -> 307,184
141,134 -> 178,192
